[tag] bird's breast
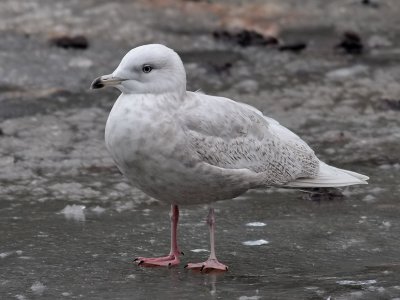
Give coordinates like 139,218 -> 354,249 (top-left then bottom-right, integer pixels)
104,94 -> 192,186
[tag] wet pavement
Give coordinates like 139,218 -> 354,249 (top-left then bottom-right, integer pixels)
1,0 -> 400,299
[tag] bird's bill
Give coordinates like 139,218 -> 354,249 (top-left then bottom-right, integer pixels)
90,74 -> 127,89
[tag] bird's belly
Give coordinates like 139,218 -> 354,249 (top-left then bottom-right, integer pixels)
122,162 -> 249,205
107,133 -> 249,204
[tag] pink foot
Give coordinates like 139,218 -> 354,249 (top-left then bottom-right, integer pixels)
134,253 -> 181,268
133,205 -> 182,268
185,258 -> 228,273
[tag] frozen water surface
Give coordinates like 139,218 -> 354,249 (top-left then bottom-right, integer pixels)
1,173 -> 400,299
1,0 -> 400,299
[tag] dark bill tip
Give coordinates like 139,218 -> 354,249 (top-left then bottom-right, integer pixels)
90,77 -> 104,89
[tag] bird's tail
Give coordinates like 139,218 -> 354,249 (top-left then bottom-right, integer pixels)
285,161 -> 369,188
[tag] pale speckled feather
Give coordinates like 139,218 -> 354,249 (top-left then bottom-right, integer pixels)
181,92 -> 320,185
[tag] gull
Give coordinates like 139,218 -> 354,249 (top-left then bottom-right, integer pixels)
91,44 -> 368,272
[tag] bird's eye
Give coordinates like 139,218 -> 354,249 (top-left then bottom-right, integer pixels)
142,65 -> 153,73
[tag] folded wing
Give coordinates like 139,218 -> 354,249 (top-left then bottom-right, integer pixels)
181,92 -> 320,186
180,92 -> 368,188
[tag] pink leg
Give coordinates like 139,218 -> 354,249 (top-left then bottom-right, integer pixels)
134,204 -> 182,267
185,208 -> 228,273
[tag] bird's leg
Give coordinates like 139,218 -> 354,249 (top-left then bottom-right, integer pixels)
185,208 -> 228,272
134,204 -> 182,267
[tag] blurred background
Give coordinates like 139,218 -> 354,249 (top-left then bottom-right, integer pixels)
1,0 -> 400,299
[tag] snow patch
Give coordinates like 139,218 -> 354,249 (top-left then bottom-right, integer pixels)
31,281 -> 46,295
238,296 -> 261,300
91,206 -> 106,214
246,222 -> 266,227
242,239 -> 269,246
190,249 -> 209,253
0,252 -> 12,259
60,204 -> 85,221
337,279 -> 377,286
382,221 -> 391,228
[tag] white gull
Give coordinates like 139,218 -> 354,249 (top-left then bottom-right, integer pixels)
91,44 -> 368,272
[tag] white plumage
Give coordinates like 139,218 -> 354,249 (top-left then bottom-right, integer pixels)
91,44 -> 368,270
99,44 -> 367,205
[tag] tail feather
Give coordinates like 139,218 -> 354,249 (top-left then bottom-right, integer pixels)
285,161 -> 369,188
339,168 -> 369,181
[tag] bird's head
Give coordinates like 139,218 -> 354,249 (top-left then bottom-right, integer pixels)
91,44 -> 186,95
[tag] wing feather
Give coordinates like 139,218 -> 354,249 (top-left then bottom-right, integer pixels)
180,92 -> 319,185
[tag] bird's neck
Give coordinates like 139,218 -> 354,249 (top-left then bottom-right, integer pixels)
120,91 -> 186,111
